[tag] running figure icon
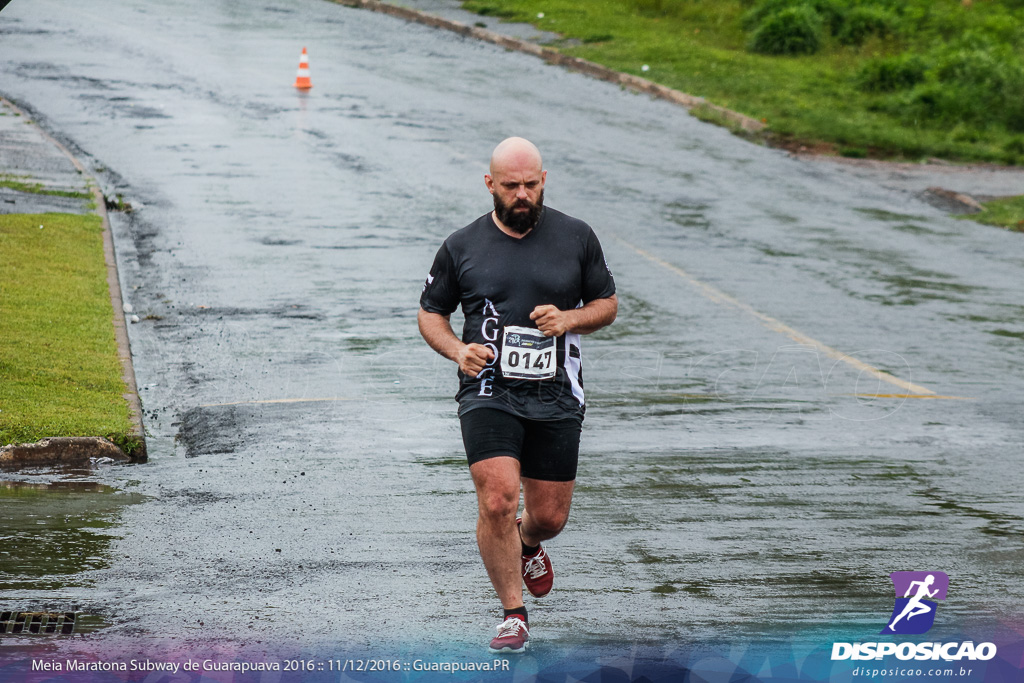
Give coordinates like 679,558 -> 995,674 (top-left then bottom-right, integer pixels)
881,571 -> 948,635
887,574 -> 939,632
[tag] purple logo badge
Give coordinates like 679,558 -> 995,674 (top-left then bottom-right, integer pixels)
881,571 -> 949,635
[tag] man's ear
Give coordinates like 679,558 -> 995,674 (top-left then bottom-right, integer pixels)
484,174 -> 495,193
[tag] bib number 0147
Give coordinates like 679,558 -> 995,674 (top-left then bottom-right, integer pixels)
500,325 -> 556,380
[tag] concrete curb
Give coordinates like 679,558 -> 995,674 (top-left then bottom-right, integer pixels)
0,96 -> 147,466
329,0 -> 766,134
0,437 -> 130,469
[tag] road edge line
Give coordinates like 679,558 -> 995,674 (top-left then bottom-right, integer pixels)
614,236 -> 944,398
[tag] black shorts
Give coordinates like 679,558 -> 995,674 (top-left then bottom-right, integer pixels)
459,408 -> 582,482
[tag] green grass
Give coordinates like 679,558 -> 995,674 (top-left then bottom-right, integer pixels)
957,196 -> 1024,232
0,174 -> 92,199
0,213 -> 136,453
460,0 -> 1024,165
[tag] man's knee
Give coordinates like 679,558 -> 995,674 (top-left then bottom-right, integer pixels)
478,487 -> 518,522
527,509 -> 569,536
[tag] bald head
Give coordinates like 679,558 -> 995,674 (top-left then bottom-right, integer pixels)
489,137 -> 543,177
485,137 -> 547,236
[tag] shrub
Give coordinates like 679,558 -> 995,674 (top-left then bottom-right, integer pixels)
866,32 -> 1024,133
749,5 -> 824,55
836,6 -> 894,46
742,0 -> 786,30
894,61 -> 1024,132
857,54 -> 928,92
949,123 -> 981,143
933,37 -> 1023,88
932,39 -> 1024,130
743,0 -> 843,34
973,13 -> 1024,46
633,0 -> 672,18
1005,137 -> 1024,156
894,83 -> 955,127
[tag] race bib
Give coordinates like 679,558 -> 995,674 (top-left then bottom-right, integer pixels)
500,326 -> 556,380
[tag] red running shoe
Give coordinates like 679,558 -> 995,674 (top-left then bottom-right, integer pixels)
488,615 -> 530,654
518,517 -> 554,598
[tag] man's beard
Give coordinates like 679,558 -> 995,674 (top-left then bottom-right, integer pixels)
494,189 -> 544,234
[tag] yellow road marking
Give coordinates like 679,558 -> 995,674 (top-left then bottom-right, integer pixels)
849,394 -> 974,400
615,237 -> 958,399
199,397 -> 356,408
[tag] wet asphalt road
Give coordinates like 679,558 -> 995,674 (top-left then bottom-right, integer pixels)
1,0 -> 1023,665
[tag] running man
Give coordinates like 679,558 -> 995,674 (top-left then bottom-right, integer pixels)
887,574 -> 939,631
418,137 -> 617,653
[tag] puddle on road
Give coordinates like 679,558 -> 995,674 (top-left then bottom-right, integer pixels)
597,392 -> 821,422
414,455 -> 465,469
948,306 -> 1024,344
989,328 -> 1024,341
854,207 -> 932,223
891,222 -> 954,237
868,270 -> 982,307
915,487 -> 1024,538
598,391 -> 722,407
662,201 -> 712,231
588,291 -> 665,341
758,246 -> 801,258
0,478 -> 144,636
342,335 -> 399,352
804,242 -> 984,307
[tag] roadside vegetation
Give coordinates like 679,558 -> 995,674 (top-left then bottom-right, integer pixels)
0,212 -> 137,453
461,0 -> 1024,165
959,196 -> 1024,231
0,173 -> 92,199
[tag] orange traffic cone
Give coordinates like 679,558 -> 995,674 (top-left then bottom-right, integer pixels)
294,47 -> 312,90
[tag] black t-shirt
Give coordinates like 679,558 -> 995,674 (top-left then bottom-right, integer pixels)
420,206 -> 616,420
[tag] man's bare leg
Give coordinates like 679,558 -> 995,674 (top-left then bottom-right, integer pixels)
520,477 -> 575,547
470,456 -> 524,609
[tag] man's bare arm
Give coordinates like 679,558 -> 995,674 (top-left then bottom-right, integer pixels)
529,294 -> 618,337
418,308 -> 495,376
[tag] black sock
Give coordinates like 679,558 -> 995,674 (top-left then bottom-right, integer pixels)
503,606 -> 528,624
518,523 -> 540,556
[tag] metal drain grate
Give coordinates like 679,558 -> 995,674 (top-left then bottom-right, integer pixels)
0,611 -> 77,635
